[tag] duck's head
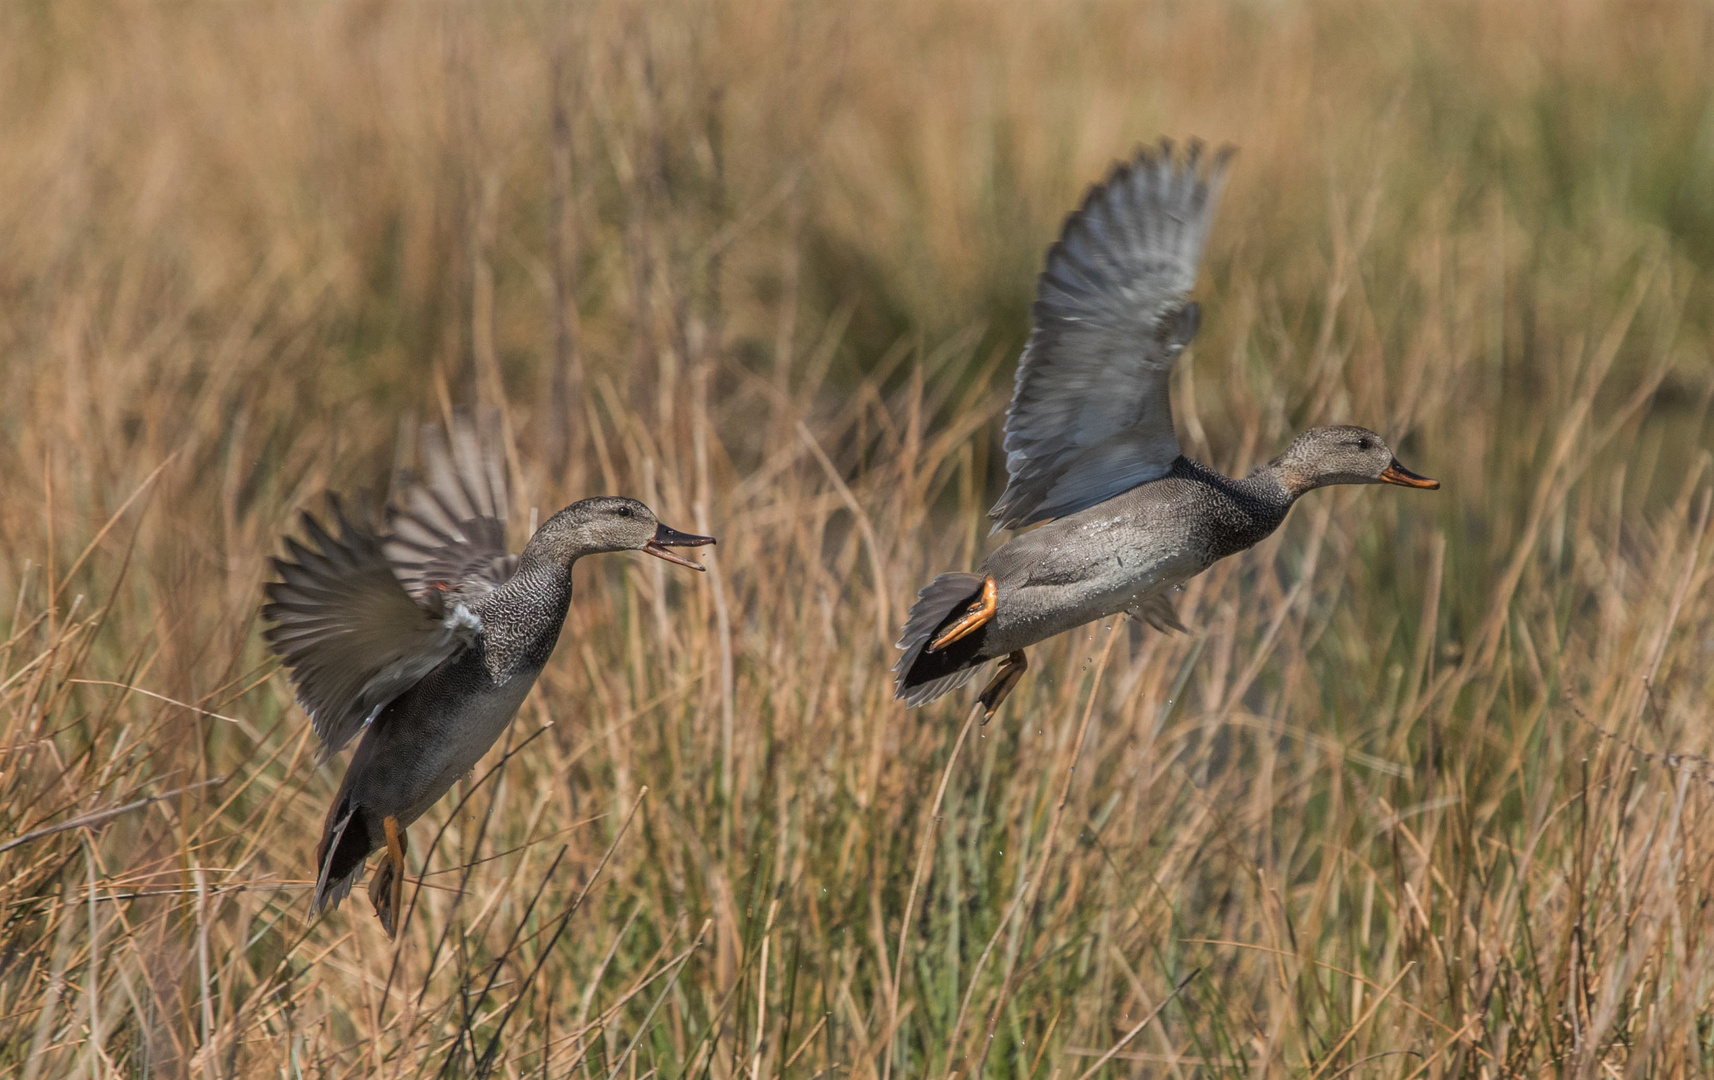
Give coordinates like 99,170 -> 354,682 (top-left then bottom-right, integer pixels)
528,496 -> 716,570
1270,425 -> 1439,496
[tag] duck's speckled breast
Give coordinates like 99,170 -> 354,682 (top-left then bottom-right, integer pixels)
341,564 -> 574,828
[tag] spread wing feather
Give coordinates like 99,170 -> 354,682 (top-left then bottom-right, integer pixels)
383,413 -> 517,607
263,412 -> 516,759
262,498 -> 473,760
989,139 -> 1232,531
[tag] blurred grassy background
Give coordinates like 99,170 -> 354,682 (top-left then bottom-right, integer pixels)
2,0 -> 1714,1076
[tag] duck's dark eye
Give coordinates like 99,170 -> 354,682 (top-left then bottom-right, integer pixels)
616,506 -> 633,518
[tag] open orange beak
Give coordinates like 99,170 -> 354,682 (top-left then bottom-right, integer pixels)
642,521 -> 716,571
1379,459 -> 1440,489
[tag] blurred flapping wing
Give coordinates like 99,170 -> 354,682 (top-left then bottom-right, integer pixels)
383,413 -> 517,608
263,498 -> 476,760
988,140 -> 1231,531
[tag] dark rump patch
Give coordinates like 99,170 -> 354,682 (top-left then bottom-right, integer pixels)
313,796 -> 378,914
894,572 -> 990,707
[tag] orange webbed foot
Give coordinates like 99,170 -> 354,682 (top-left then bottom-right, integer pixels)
930,577 -> 998,652
368,815 -> 409,939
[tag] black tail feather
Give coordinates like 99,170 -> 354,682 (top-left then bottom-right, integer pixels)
894,572 -> 991,707
313,797 -> 377,916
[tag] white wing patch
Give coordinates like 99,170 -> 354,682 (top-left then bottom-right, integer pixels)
443,603 -> 483,636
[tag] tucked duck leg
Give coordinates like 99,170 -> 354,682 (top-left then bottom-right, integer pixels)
930,577 -> 997,651
977,650 -> 1028,721
368,816 -> 409,938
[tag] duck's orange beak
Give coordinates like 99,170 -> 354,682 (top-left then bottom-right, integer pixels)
643,521 -> 716,571
1379,459 -> 1440,489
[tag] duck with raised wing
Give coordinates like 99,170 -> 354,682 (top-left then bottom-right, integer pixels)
895,140 -> 1438,718
264,417 -> 714,936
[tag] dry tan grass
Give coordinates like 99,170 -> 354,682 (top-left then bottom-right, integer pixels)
3,0 -> 1714,1076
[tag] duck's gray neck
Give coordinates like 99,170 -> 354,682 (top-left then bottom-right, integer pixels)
1233,461 -> 1298,512
1173,456 -> 1298,560
476,558 -> 576,681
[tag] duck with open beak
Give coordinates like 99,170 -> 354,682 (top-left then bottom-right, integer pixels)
263,413 -> 723,939
644,522 -> 718,569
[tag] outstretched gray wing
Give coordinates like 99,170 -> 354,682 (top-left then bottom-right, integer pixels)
988,140 -> 1231,531
263,499 -> 474,760
383,413 -> 517,607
